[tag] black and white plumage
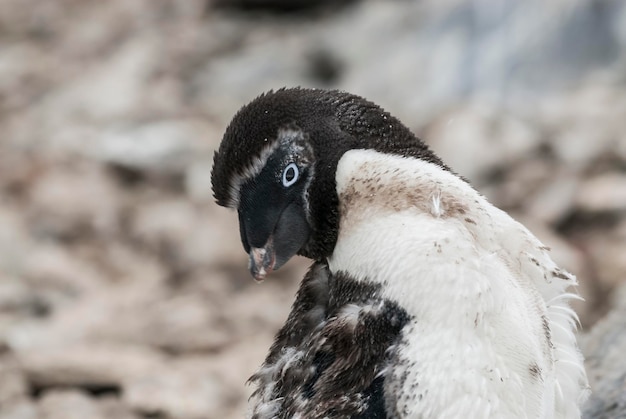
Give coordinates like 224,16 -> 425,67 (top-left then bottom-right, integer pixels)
211,88 -> 589,418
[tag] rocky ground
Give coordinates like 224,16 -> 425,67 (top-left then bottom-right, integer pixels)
0,1 -> 625,418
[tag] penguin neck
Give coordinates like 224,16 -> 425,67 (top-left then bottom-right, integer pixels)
299,95 -> 448,261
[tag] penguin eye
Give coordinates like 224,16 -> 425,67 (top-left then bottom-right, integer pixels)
281,163 -> 299,187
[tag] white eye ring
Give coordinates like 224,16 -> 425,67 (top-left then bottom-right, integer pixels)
282,163 -> 299,187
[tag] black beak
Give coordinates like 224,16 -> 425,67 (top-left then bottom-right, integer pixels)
239,201 -> 310,282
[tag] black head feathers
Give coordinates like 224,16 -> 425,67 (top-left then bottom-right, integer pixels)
211,87 -> 447,265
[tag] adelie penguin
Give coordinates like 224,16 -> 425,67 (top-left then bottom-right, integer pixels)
211,88 -> 590,418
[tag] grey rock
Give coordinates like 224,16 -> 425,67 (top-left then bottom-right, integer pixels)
124,358 -> 231,419
185,156 -> 219,202
91,120 -> 213,174
0,358 -> 28,406
249,1 -> 624,125
26,163 -> 122,239
543,84 -> 626,169
211,0 -> 357,13
130,197 -> 243,270
111,291 -> 236,353
17,344 -> 166,390
36,390 -> 139,419
0,207 -> 31,278
582,285 -> 626,418
585,233 -> 626,290
576,174 -> 626,213
97,397 -> 141,419
6,276 -> 164,352
41,37 -> 158,123
0,400 -> 38,419
525,169 -> 579,226
583,372 -> 626,419
482,159 -> 554,212
427,105 -> 540,183
38,390 -> 105,419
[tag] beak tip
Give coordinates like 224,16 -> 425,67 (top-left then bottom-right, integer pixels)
252,268 -> 268,283
249,245 -> 275,282
250,263 -> 274,283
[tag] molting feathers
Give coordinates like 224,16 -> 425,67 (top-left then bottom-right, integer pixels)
211,88 -> 589,418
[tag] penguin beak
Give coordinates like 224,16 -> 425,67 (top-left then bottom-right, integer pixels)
239,199 -> 310,282
249,239 -> 276,282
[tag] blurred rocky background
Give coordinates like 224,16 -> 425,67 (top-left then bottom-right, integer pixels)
0,0 -> 625,418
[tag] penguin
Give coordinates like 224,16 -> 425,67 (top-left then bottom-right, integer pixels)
211,88 -> 589,418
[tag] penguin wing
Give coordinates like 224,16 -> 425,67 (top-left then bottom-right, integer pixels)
248,263 -> 409,419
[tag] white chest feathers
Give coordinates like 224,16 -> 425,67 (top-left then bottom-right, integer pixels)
328,149 -> 589,419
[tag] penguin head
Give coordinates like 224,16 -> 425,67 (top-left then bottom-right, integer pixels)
218,124 -> 318,281
211,87 -> 444,280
